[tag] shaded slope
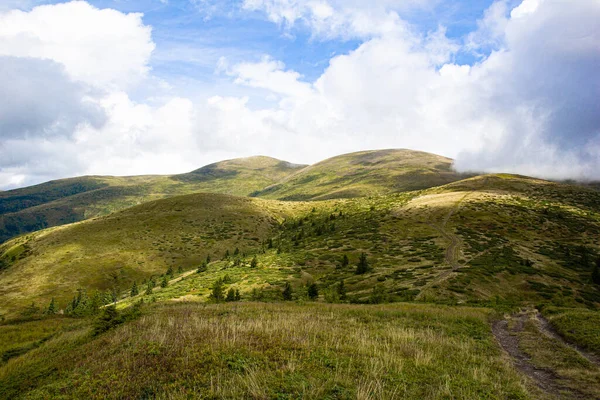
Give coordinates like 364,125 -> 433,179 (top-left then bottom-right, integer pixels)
0,156 -> 304,243
253,149 -> 468,201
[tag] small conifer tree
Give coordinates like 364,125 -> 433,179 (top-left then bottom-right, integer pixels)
206,254 -> 211,264
341,254 -> 349,268
226,288 -> 236,302
234,289 -> 241,301
197,261 -> 207,274
282,282 -> 293,300
356,253 -> 370,274
251,256 -> 258,268
307,283 -> 319,300
46,298 -> 57,314
210,279 -> 224,302
593,258 -> 600,285
145,282 -> 153,295
337,280 -> 347,301
161,276 -> 168,288
130,281 -> 139,297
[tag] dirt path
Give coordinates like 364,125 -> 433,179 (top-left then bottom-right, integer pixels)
415,193 -> 469,299
492,311 -> 591,399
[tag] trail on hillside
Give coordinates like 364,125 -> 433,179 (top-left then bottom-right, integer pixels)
492,310 -> 593,400
416,193 -> 469,299
103,269 -> 198,308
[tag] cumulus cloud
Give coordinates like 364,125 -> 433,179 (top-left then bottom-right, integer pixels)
230,0 -> 600,180
1,0 -> 599,189
0,56 -> 105,140
0,1 -> 155,89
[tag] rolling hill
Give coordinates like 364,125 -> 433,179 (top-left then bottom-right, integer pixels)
0,149 -> 469,243
2,173 -> 599,317
253,149 -> 469,200
0,156 -> 305,243
2,167 -> 600,399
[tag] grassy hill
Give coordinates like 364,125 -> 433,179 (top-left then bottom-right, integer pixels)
0,156 -> 305,243
2,173 -> 600,399
253,149 -> 468,200
2,173 -> 599,317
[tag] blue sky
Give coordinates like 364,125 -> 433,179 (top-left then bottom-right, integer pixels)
12,0 -> 499,86
1,0 -> 599,188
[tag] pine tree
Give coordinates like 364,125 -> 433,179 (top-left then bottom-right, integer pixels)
593,258 -> 600,285
166,266 -> 174,277
197,261 -> 207,274
224,249 -> 230,260
341,254 -> 349,268
46,298 -> 57,314
145,281 -> 153,295
307,283 -> 319,300
356,253 -> 370,274
251,256 -> 258,268
234,247 -> 240,256
206,254 -> 211,264
130,281 -> 139,297
161,276 -> 168,288
234,289 -> 241,301
337,280 -> 347,301
226,288 -> 236,302
177,265 -> 183,274
282,282 -> 293,301
210,279 -> 225,303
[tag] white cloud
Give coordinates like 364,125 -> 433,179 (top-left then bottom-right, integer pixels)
1,0 -> 599,189
0,1 -> 155,89
241,0 -> 423,39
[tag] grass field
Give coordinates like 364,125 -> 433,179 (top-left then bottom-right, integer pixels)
0,302 -> 530,400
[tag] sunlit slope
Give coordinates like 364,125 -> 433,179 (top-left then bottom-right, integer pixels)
2,174 -> 600,316
0,156 -> 305,243
253,149 -> 467,200
0,193 -> 307,316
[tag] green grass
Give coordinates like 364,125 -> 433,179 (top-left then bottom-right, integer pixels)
540,307 -> 600,355
254,149 -> 469,200
2,174 -> 600,317
514,312 -> 600,399
0,302 -> 529,399
0,156 -> 305,243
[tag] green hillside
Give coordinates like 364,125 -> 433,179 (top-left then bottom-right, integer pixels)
2,173 -> 599,317
253,149 -> 468,200
0,156 -> 305,243
2,173 -> 600,399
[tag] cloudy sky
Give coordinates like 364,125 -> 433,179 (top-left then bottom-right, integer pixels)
0,0 -> 598,189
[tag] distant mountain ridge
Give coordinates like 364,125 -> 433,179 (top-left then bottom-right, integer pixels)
0,149 -> 468,243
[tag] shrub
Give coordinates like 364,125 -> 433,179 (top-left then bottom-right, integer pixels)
282,282 -> 293,300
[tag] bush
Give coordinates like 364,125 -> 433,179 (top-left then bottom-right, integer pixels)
356,253 -> 370,274
282,282 -> 293,301
307,283 -> 319,300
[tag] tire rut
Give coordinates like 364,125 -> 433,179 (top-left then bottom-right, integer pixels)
492,312 -> 591,399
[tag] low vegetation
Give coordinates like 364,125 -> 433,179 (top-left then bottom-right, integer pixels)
0,302 -> 529,399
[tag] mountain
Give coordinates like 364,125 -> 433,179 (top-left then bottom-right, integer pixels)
253,149 -> 469,200
0,156 -> 305,243
2,173 -> 599,317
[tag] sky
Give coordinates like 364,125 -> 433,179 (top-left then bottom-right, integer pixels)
0,0 -> 598,189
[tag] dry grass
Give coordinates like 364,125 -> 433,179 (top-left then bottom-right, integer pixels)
0,302 -> 530,399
